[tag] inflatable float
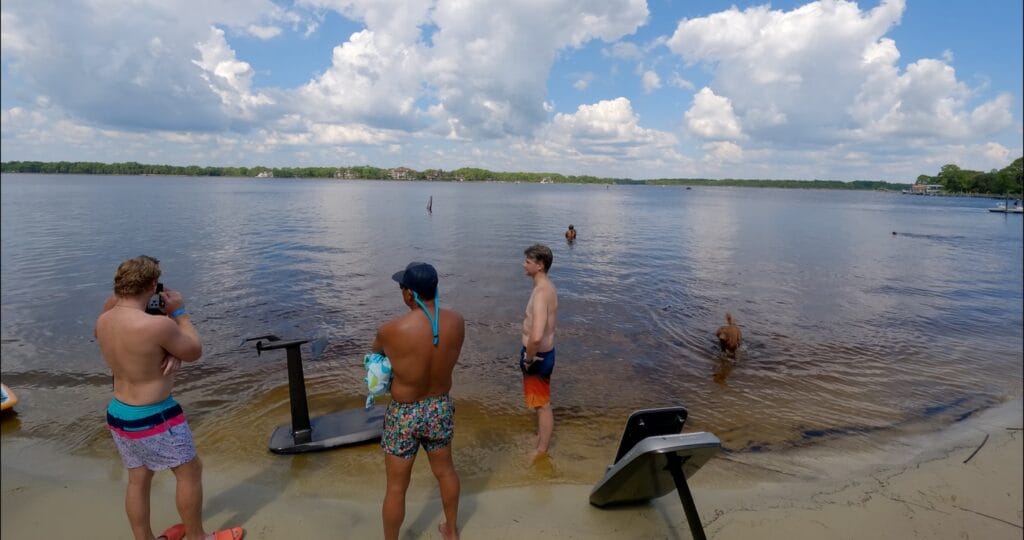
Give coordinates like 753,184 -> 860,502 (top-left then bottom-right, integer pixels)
1,383 -> 18,412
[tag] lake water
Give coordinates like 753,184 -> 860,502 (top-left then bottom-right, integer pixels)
2,173 -> 1022,488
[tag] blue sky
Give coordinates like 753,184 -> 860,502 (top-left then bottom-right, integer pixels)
2,0 -> 1021,181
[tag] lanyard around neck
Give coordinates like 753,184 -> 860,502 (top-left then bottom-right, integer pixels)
413,289 -> 440,346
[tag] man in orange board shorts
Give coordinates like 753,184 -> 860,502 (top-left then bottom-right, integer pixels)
520,244 -> 558,461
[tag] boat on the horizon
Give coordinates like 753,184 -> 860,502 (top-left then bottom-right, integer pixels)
988,193 -> 1023,213
988,203 -> 1023,214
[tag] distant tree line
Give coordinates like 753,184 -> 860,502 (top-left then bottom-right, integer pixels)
646,178 -> 902,190
447,167 -> 640,185
0,161 -> 391,179
915,157 -> 1023,195
1,160 -> 919,190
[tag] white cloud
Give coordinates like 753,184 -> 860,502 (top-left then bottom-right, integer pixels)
0,0 -> 674,178
424,0 -> 649,138
668,73 -> 694,90
298,0 -> 434,40
982,142 -> 1010,163
262,121 -> 397,145
0,0 -> 286,131
525,97 -> 682,169
849,57 -> 1013,140
296,29 -> 427,129
193,27 -> 275,117
666,0 -> 1012,148
641,70 -> 661,93
1,106 -> 48,136
703,141 -> 743,163
1,104 -> 216,162
603,41 -> 643,60
0,11 -> 33,54
295,0 -> 649,138
685,88 -> 743,140
247,25 -> 282,40
573,72 -> 594,91
1,0 -> 1019,182
1,0 -> 653,163
969,94 -> 1015,133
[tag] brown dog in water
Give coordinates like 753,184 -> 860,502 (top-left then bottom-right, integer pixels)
715,313 -> 742,355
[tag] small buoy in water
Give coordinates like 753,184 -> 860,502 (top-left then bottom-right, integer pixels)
892,231 -> 897,235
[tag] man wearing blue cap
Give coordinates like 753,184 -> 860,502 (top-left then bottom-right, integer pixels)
372,262 -> 466,540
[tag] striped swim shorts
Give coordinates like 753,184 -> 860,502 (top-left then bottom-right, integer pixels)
106,395 -> 197,471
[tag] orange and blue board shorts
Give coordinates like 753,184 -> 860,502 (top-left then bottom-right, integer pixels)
520,347 -> 555,408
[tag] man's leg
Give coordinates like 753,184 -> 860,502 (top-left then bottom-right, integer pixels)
523,373 -> 554,458
425,446 -> 460,540
536,404 -> 554,455
170,457 -> 207,540
125,466 -> 155,540
383,453 -> 416,540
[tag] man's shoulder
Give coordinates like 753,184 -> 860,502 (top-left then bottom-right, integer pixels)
98,311 -> 173,344
540,280 -> 558,306
441,308 -> 465,325
381,311 -> 422,333
100,309 -> 171,328
529,283 -> 556,310
378,315 -> 403,333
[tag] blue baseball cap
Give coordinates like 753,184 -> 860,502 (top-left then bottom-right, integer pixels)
391,262 -> 438,298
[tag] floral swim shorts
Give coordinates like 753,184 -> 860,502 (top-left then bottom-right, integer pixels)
381,393 -> 454,459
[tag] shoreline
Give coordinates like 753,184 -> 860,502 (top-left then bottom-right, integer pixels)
1,170 -> 914,190
6,171 -> 1022,198
2,399 -> 1020,539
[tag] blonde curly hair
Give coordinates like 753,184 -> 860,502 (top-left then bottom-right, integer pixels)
113,255 -> 161,297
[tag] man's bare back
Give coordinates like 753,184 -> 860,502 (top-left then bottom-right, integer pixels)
97,308 -> 177,404
375,307 -> 465,403
96,288 -> 202,406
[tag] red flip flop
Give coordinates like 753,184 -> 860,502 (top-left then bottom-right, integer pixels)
158,523 -> 185,540
211,526 -> 245,540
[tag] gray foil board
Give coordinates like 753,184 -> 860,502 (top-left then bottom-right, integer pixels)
590,431 -> 721,507
269,405 -> 386,454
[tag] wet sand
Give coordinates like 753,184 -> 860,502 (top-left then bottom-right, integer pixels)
2,399 -> 1020,539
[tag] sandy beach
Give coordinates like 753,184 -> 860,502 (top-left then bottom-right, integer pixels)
2,398 -> 1021,539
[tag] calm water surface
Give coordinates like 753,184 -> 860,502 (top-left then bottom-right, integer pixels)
2,174 -> 1022,488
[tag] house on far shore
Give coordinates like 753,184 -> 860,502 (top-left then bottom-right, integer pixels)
255,170 -> 274,178
389,166 -> 414,180
909,183 -> 942,195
